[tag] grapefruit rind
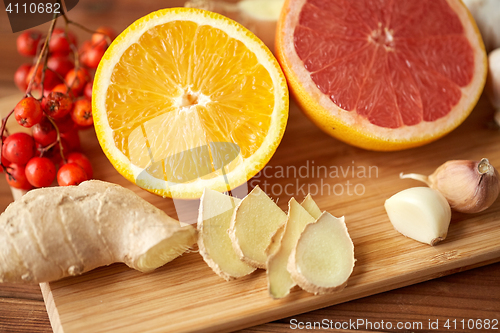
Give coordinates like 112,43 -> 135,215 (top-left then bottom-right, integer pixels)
276,0 -> 487,151
93,8 -> 289,198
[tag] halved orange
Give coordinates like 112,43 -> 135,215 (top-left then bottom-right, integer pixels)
276,0 -> 487,151
93,8 -> 288,199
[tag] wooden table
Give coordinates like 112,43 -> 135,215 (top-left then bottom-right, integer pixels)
0,1 -> 499,332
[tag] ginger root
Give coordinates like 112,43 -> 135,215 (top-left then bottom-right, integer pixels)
0,180 -> 197,284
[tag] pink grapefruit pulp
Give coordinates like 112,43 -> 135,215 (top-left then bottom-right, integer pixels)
276,0 -> 487,151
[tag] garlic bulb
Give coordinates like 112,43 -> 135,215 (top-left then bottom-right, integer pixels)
400,158 -> 500,214
463,0 -> 500,52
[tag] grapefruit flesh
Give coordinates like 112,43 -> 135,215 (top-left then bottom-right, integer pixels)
277,0 -> 487,150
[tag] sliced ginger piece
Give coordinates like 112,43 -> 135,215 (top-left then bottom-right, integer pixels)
197,189 -> 256,280
267,198 -> 315,298
288,212 -> 355,295
265,194 -> 321,257
300,194 -> 322,219
229,186 -> 286,268
265,224 -> 285,257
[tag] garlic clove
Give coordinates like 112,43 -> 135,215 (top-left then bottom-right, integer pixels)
385,187 -> 451,246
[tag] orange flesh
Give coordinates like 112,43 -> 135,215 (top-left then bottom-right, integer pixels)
294,0 -> 474,128
104,21 -> 275,178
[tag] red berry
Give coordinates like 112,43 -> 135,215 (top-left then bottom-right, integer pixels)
1,155 -> 11,169
60,131 -> 81,151
54,114 -> 76,133
51,83 -> 71,95
40,87 -> 53,99
1,155 -> 11,170
26,66 -> 61,91
14,97 -> 43,128
2,133 -> 35,165
49,28 -> 77,56
91,26 -> 116,45
47,55 -> 74,77
79,53 -> 90,69
14,64 -> 32,91
57,162 -> 87,186
17,30 -> 43,57
54,138 -> 71,156
65,68 -> 89,96
66,152 -> 92,179
25,157 -> 56,187
42,91 -> 73,119
58,137 -> 72,155
1,136 -> 12,170
5,164 -> 33,190
82,42 -> 106,69
83,81 -> 93,101
71,99 -> 93,127
52,84 -> 67,93
32,117 -> 57,147
78,40 -> 92,58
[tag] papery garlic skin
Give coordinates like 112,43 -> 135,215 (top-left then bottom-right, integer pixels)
401,159 -> 500,214
385,187 -> 451,246
428,159 -> 500,213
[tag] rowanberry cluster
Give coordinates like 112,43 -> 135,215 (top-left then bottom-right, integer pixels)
1,22 -> 116,190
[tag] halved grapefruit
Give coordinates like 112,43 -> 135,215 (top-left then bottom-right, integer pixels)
276,0 -> 487,151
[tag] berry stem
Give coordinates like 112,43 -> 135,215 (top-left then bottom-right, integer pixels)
70,42 -> 81,72
46,116 -> 67,164
38,35 -> 54,96
26,14 -> 58,97
59,0 -> 112,45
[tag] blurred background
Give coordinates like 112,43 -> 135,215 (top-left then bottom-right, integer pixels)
0,0 -> 189,98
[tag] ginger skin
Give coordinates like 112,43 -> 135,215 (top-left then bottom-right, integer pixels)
0,180 -> 197,284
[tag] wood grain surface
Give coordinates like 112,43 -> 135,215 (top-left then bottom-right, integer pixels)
1,1 -> 500,332
1,94 -> 500,332
26,95 -> 500,333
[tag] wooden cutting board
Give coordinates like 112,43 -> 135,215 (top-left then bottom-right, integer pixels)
2,94 -> 500,333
